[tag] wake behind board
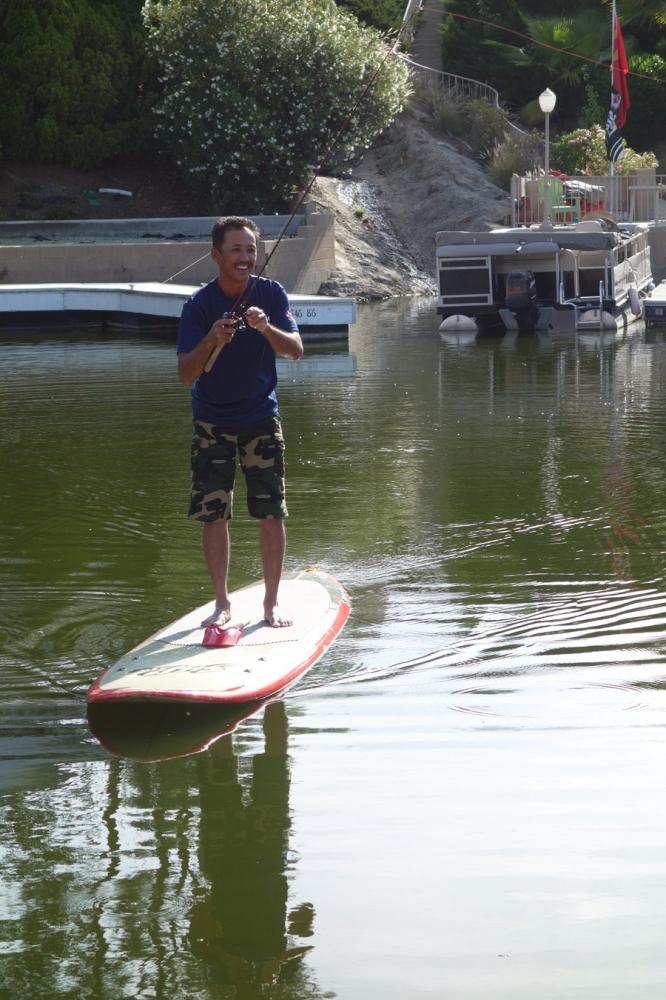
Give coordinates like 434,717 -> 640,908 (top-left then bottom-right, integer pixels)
86,567 -> 349,705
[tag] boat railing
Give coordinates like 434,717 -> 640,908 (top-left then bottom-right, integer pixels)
556,232 -> 651,313
611,239 -> 652,302
552,227 -> 651,313
511,172 -> 666,226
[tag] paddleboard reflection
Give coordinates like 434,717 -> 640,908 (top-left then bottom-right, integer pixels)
87,697 -> 265,762
189,700 -> 316,990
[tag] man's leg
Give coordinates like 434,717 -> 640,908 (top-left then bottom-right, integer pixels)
260,517 -> 291,627
202,520 -> 232,625
239,417 -> 291,627
188,421 -> 237,626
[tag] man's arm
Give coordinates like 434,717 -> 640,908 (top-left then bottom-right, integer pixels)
244,306 -> 303,360
177,315 -> 240,386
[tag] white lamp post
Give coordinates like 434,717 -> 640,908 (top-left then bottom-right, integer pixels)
538,87 -> 557,228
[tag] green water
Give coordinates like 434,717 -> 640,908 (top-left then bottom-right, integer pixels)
3,302 -> 666,998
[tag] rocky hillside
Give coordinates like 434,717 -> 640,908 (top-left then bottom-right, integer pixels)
312,107 -> 511,300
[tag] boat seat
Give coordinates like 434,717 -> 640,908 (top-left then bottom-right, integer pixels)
552,197 -> 581,224
535,177 -> 582,225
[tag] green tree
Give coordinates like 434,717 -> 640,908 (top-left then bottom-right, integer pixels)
441,0 -> 526,102
441,0 -> 666,154
336,0 -> 405,33
143,0 -> 411,213
614,0 -> 666,29
0,0 -> 154,167
624,53 -> 666,149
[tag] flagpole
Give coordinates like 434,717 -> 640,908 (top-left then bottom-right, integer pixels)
610,0 -> 616,218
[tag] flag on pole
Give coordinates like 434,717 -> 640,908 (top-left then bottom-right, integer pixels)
605,8 -> 631,162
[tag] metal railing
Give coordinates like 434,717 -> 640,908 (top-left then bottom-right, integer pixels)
399,55 -> 501,108
400,0 -> 424,36
511,172 -> 666,227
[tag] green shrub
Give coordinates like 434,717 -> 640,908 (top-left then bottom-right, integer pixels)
0,0 -> 154,167
488,130 -> 543,188
336,0 -> 405,32
578,80 -> 606,130
551,124 -> 658,176
419,84 -> 512,160
417,84 -> 466,136
143,0 -> 411,213
462,100 -> 509,162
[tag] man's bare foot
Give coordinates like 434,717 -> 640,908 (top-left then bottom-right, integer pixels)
264,605 -> 292,628
201,603 -> 231,627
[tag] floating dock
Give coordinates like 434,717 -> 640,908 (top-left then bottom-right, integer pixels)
0,282 -> 356,339
643,280 -> 666,325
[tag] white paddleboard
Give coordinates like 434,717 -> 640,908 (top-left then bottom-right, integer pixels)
86,568 -> 349,705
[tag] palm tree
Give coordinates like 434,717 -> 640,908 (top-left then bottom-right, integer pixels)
612,0 -> 666,29
522,9 -> 613,87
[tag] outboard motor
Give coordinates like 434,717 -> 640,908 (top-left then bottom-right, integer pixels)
505,269 -> 538,335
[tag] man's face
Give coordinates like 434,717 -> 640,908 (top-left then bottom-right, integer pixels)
212,226 -> 257,285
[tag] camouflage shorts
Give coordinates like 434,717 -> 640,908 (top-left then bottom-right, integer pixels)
188,415 -> 287,522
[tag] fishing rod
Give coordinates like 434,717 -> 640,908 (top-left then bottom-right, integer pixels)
198,10 -> 419,373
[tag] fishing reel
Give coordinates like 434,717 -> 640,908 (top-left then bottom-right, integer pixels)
222,310 -> 244,327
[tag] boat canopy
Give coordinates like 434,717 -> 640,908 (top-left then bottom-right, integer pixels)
437,241 -> 559,257
434,224 -> 640,255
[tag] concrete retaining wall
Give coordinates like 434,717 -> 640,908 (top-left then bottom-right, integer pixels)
0,205 -> 336,294
262,204 -> 336,293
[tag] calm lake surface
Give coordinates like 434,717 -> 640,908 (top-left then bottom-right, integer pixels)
3,300 -> 666,999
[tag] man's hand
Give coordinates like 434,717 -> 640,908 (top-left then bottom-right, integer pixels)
177,314 -> 240,385
210,313 -> 240,347
244,306 -> 270,334
243,305 -> 304,360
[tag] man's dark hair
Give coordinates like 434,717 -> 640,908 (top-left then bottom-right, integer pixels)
212,216 -> 260,249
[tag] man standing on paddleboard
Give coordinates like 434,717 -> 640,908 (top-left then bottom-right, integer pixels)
177,216 -> 303,628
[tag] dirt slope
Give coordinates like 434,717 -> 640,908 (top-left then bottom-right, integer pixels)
312,109 -> 511,299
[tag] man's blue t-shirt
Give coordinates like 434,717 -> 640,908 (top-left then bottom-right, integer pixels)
177,277 -> 299,427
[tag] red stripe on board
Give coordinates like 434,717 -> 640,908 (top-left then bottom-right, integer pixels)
86,596 -> 350,705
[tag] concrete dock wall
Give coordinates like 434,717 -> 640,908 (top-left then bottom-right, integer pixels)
0,205 -> 336,294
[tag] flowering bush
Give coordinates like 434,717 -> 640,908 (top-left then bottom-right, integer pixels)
551,125 -> 658,177
142,0 -> 411,212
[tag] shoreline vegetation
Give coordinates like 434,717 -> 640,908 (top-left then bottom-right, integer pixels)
0,104 -> 510,303
0,0 -> 663,301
